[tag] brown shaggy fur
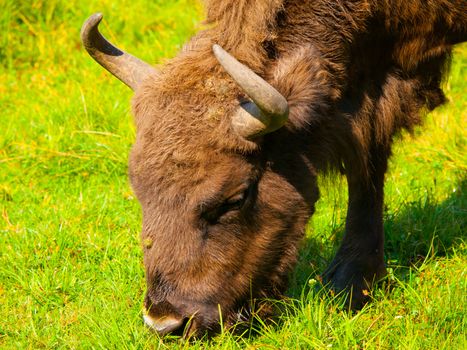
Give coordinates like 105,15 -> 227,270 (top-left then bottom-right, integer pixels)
128,0 -> 467,335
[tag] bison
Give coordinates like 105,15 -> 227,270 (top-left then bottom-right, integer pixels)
81,0 -> 467,337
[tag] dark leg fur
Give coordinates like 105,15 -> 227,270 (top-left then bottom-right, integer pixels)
323,145 -> 388,309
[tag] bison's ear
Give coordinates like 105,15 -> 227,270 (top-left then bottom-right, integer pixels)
81,13 -> 158,91
212,45 -> 289,140
267,45 -> 336,130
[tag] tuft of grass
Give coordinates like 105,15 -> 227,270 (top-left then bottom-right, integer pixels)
1,1 -> 466,349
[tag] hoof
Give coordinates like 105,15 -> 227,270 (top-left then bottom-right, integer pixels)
322,255 -> 387,309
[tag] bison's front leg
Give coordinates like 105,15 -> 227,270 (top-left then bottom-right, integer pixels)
323,148 -> 388,309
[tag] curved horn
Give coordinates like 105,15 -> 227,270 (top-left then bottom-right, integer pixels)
212,44 -> 289,139
81,13 -> 157,90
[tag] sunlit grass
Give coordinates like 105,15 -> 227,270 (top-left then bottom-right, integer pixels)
1,1 -> 466,349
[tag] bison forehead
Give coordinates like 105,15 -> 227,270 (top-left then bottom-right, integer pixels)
133,78 -> 258,153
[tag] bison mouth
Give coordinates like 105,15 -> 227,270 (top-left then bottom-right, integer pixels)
143,298 -> 276,339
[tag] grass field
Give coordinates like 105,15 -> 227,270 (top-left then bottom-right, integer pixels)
1,1 -> 466,348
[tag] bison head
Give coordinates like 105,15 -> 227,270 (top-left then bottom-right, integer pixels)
82,14 -> 320,337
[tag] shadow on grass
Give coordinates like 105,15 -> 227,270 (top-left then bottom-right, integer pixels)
288,178 -> 466,299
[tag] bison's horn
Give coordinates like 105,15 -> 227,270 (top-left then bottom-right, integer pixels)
81,13 -> 157,90
212,44 -> 289,139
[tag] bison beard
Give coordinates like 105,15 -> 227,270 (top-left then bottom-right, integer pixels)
81,0 -> 467,338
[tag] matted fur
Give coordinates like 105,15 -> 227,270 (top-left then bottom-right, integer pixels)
127,0 -> 467,335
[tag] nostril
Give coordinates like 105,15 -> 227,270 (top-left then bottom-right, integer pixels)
143,314 -> 184,336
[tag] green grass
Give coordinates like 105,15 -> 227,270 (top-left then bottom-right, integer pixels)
1,1 -> 466,348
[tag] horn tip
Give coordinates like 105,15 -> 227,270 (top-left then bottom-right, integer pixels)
89,12 -> 104,24
81,13 -> 104,41
84,12 -> 104,27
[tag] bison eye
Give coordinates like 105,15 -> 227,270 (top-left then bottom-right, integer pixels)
202,186 -> 252,224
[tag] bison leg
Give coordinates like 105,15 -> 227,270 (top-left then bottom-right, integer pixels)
323,148 -> 388,309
